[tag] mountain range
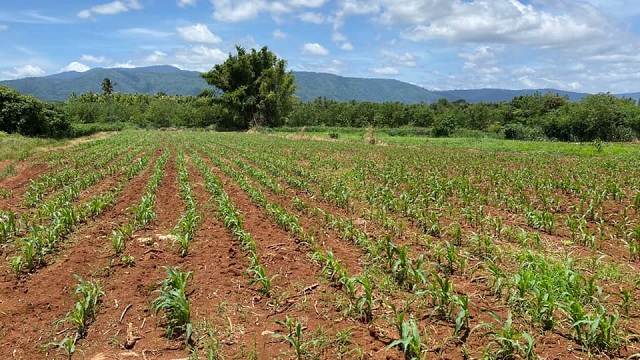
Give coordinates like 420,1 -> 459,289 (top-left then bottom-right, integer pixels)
1,65 -> 638,104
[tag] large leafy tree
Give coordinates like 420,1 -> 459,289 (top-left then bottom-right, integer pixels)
201,46 -> 297,129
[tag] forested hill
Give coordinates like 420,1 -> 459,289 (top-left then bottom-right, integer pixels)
0,65 -> 618,103
293,71 -> 447,103
0,66 -> 209,102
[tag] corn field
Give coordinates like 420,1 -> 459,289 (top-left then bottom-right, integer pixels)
0,130 -> 639,359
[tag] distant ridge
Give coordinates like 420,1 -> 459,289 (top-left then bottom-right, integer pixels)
293,71 -> 446,103
0,65 -> 628,103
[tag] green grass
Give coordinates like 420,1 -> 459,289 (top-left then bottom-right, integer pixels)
267,126 -> 640,158
0,131 -> 70,161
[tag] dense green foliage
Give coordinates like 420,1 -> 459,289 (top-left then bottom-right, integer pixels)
65,92 -> 218,129
201,46 -> 297,130
287,92 -> 640,141
0,85 -> 70,137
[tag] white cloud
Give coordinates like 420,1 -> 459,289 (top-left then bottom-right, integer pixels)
340,42 -> 354,51
272,29 -> 288,40
211,0 -> 290,22
175,45 -> 227,71
332,32 -> 347,42
299,12 -> 325,24
80,54 -> 108,64
77,0 -> 142,19
301,43 -> 329,56
60,61 -> 91,72
210,0 -> 329,22
381,50 -> 419,67
176,24 -> 221,44
1,65 -> 45,79
178,0 -> 197,7
371,66 -> 399,75
0,24 -> 8,30
333,0 -> 380,28
332,32 -> 353,51
399,0 -> 609,49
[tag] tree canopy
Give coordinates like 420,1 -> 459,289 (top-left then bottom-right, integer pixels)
201,46 -> 297,129
0,85 -> 70,137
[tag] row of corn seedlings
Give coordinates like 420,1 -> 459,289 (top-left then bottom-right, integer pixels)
2,138 -> 148,249
7,146 -> 154,276
151,266 -> 194,345
48,275 -> 105,359
23,134 -> 138,208
172,149 -> 200,257
111,148 -> 168,256
191,152 -> 276,297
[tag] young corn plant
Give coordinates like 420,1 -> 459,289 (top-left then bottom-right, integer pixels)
568,303 -> 623,354
387,317 -> 427,360
355,274 -> 378,323
151,266 -> 194,345
272,317 -> 307,360
475,312 -> 535,360
55,274 -> 105,339
247,263 -> 277,297
46,333 -> 80,360
427,272 -> 456,320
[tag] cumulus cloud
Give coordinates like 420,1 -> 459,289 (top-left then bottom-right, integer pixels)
78,0 -> 142,19
1,65 -> 45,79
272,29 -> 288,40
371,66 -> 399,75
175,46 -> 227,71
301,43 -> 329,56
458,45 -> 503,74
399,0 -> 609,48
60,62 -> 91,72
176,24 -> 221,44
178,0 -> 197,7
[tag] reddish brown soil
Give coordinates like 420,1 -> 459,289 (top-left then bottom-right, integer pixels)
2,134 -> 639,360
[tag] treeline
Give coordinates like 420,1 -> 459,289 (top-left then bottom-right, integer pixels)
287,92 -> 640,142
3,83 -> 640,142
65,92 -> 218,128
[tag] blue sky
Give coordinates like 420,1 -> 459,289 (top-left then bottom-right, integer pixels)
1,0 -> 640,93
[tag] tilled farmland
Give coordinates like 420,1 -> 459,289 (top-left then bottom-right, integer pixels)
0,131 -> 639,359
